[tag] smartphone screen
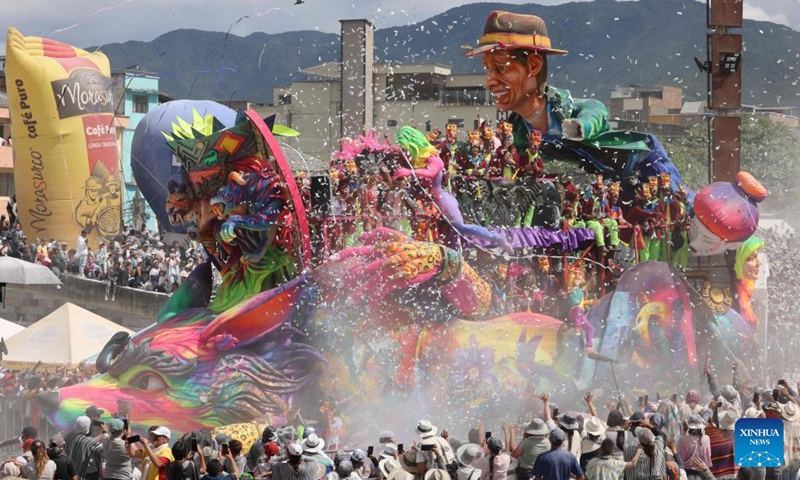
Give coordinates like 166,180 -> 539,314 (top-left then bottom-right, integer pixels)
753,392 -> 760,403
638,396 -> 644,405
127,435 -> 140,444
397,444 -> 404,454
367,446 -> 374,457
192,438 -> 198,451
123,418 -> 129,432
421,444 -> 433,451
221,444 -> 230,455
485,431 -> 492,440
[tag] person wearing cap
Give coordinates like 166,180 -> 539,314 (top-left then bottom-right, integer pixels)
677,414 -> 711,480
100,419 -> 133,480
64,416 -> 103,480
138,426 -> 175,480
254,442 -> 281,479
584,439 -> 643,480
465,10 -> 686,186
473,437 -> 510,480
271,443 -> 319,480
0,426 -> 37,449
505,419 -> 549,480
349,449 -> 371,479
624,428 -> 665,480
454,443 -> 482,480
48,434 -> 77,480
532,430 -> 584,480
301,434 -> 333,474
85,406 -> 105,437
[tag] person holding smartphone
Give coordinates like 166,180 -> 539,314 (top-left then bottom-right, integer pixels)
101,419 -> 133,480
139,427 -> 175,480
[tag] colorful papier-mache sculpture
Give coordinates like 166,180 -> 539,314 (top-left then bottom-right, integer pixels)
37,11 -> 771,437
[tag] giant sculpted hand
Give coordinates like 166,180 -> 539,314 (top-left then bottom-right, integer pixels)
317,228 -> 491,317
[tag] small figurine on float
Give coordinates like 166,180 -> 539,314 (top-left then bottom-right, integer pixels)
480,121 -> 497,163
459,130 -> 489,176
623,183 -> 659,262
574,175 -> 620,255
393,126 -> 512,252
518,130 -> 545,179
489,120 -> 520,179
565,261 -> 597,354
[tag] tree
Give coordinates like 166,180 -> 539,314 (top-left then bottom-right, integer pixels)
663,114 -> 800,212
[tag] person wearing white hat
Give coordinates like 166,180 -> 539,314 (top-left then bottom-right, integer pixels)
138,427 -> 174,480
271,443 -> 320,480
301,434 -> 333,474
378,458 -> 402,480
380,444 -> 399,461
505,419 -> 550,480
414,420 -> 456,474
780,400 -> 800,480
413,437 -> 447,477
580,417 -> 608,471
455,443 -> 482,480
676,414 -> 711,480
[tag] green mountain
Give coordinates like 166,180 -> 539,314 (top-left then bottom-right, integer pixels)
93,0 -> 800,107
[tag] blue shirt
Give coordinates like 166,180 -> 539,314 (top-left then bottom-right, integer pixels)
533,448 -> 584,480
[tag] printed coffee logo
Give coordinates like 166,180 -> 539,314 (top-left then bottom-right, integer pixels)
51,69 -> 114,119
735,418 -> 784,468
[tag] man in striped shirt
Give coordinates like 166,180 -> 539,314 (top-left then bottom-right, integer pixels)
586,439 -> 643,480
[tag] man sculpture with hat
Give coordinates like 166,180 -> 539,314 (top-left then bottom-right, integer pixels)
465,10 -> 685,186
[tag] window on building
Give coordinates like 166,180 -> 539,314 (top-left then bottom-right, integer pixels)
441,87 -> 488,106
387,120 -> 398,127
385,73 -> 446,102
133,95 -> 149,114
279,93 -> 292,105
473,120 -> 480,130
0,173 -> 13,197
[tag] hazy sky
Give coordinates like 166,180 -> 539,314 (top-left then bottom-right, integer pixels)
1,0 -> 798,54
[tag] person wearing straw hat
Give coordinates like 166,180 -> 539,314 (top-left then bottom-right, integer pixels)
580,417 -> 608,471
780,400 -> 800,480
505,419 -> 549,480
676,414 -> 711,480
464,10 -> 686,185
301,434 -> 333,474
378,458 -> 402,480
455,444 -> 482,480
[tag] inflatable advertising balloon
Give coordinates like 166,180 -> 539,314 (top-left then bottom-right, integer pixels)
5,28 -> 122,243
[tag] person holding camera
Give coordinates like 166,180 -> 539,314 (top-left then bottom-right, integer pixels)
138,427 -> 175,480
101,419 -> 133,480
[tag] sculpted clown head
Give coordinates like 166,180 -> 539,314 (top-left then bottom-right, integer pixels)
467,11 -> 567,117
688,171 -> 767,256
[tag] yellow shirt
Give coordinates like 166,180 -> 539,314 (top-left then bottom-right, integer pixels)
143,443 -> 174,480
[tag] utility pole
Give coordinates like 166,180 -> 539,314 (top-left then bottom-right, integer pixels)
706,0 -> 743,182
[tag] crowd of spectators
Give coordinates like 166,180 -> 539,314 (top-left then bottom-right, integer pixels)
759,227 -> 799,330
1,356 -> 798,480
0,214 -> 207,301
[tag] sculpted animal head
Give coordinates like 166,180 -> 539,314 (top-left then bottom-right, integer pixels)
37,272 -> 322,435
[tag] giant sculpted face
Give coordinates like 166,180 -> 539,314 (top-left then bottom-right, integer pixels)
482,50 -> 541,116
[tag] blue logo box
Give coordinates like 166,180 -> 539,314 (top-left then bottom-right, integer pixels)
735,418 -> 784,467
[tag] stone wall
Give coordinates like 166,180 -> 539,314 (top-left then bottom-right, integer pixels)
3,275 -> 168,331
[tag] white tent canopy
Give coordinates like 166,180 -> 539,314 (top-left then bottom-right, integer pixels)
0,317 -> 24,340
2,303 -> 132,369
